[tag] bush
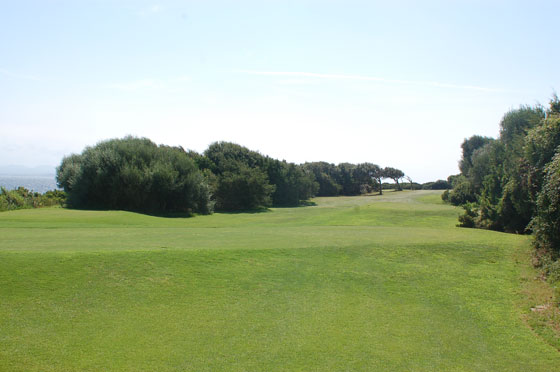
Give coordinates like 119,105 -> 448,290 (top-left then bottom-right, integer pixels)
532,152 -> 560,259
0,187 -> 66,212
203,142 -> 317,209
212,165 -> 275,211
431,179 -> 452,190
447,180 -> 477,206
57,136 -> 212,214
457,203 -> 478,228
421,180 -> 451,190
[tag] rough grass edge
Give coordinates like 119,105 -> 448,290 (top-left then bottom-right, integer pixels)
516,245 -> 560,351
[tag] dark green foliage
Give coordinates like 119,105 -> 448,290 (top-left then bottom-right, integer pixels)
499,106 -> 544,153
337,163 -> 360,195
303,162 -> 342,196
203,142 -> 316,210
459,135 -> 494,175
367,164 -> 384,195
423,180 -> 451,190
498,176 -> 533,233
421,183 -> 433,190
447,174 -> 462,188
449,96 -> 560,278
213,165 -> 275,211
431,179 -> 452,190
203,142 -> 266,175
524,114 -> 560,203
267,160 -> 318,207
400,181 -> 421,190
448,103 -> 550,230
457,203 -> 478,228
533,153 -> 560,259
0,187 -> 66,211
303,161 -> 389,196
469,142 -> 497,193
356,163 -> 383,194
383,167 -> 405,190
57,136 -> 212,214
446,178 -> 477,205
56,138 -> 404,213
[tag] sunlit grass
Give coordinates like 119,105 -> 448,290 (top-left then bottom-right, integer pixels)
1,190 -> 559,371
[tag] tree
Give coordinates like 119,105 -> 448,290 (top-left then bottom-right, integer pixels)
303,162 -> 342,196
354,163 -> 379,193
337,163 -> 361,195
383,167 -> 404,191
447,97 -> 558,235
405,176 -> 414,190
213,165 -> 275,211
370,165 -> 384,195
203,141 -> 317,209
459,135 -> 494,175
532,152 -> 560,259
524,112 -> 560,203
266,160 -> 318,206
499,106 -> 544,154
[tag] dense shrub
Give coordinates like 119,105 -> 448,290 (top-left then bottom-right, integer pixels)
532,152 -> 560,259
57,137 -> 212,214
303,162 -> 342,196
457,202 -> 478,228
0,187 -> 66,212
202,142 -> 317,210
212,165 -> 275,211
445,95 -> 560,280
267,160 -> 318,206
423,180 -> 451,190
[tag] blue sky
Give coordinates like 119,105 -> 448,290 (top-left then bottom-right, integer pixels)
1,0 -> 559,182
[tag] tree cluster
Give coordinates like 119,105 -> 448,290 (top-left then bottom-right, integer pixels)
57,137 -> 212,214
443,96 -> 560,267
57,137 -> 407,214
303,162 -> 405,196
191,141 -> 318,211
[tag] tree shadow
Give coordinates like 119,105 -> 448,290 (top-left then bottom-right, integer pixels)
63,205 -> 198,219
217,207 -> 271,214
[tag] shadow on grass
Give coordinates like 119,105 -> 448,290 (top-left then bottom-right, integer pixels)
217,207 -> 271,215
62,205 -> 198,219
63,199 -> 319,217
270,200 -> 318,209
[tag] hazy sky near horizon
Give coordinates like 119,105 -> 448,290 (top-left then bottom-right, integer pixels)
1,0 -> 559,182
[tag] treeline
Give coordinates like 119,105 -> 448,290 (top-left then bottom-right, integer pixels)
443,96 -> 560,273
301,162 -> 406,196
0,187 -> 65,212
56,137 -> 409,214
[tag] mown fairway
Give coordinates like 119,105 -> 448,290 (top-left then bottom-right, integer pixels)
1,191 -> 559,371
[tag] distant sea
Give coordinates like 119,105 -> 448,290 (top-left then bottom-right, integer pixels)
0,175 -> 59,194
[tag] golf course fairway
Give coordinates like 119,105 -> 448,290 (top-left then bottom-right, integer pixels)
1,190 -> 559,371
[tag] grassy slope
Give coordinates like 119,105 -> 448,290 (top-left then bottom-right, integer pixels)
0,190 -> 558,371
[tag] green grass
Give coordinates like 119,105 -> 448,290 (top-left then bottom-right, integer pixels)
1,190 -> 559,371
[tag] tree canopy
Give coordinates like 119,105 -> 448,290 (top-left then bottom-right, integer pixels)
443,95 -> 560,274
57,138 -> 406,214
57,136 -> 212,214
